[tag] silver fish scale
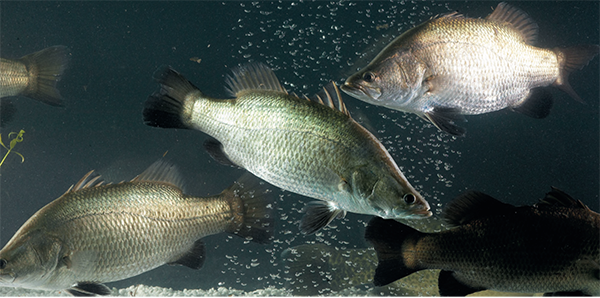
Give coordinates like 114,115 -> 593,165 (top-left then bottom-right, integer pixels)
0,58 -> 29,98
407,17 -> 559,115
187,90 -> 385,212
27,182 -> 232,287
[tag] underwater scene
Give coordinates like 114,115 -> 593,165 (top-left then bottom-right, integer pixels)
0,1 -> 598,296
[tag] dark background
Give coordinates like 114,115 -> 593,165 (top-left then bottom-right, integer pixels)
0,1 -> 598,293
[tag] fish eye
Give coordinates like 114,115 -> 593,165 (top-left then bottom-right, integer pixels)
362,72 -> 376,83
0,259 -> 6,270
403,193 -> 416,204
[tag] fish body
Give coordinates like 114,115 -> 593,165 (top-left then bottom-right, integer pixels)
365,188 -> 600,296
342,2 -> 599,136
143,63 -> 431,234
0,161 -> 273,295
0,46 -> 69,106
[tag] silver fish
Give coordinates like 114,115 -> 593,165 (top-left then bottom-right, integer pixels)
342,3 -> 599,136
0,160 -> 273,295
0,46 -> 69,106
143,63 -> 431,234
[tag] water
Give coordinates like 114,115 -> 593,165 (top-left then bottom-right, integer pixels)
0,1 -> 598,296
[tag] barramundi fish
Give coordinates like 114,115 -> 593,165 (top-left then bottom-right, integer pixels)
365,188 -> 600,296
0,46 -> 69,106
342,2 -> 600,136
0,160 -> 273,296
143,63 -> 431,234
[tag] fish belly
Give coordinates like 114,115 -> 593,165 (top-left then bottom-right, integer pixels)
0,58 -> 29,98
414,30 -> 559,115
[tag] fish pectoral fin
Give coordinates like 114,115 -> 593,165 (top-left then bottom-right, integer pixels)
423,107 -> 466,136
67,282 -> 111,296
438,270 -> 485,296
511,88 -> 553,119
168,239 -> 206,270
300,201 -> 346,234
203,139 -> 239,167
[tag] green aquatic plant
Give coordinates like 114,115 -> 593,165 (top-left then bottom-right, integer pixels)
0,129 -> 25,167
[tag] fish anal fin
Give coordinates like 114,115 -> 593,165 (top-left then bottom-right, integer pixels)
486,2 -> 538,45
67,282 -> 111,296
203,139 -> 239,167
442,191 -> 515,227
168,239 -> 205,269
424,106 -> 466,136
553,45 -> 600,103
438,270 -> 485,296
300,201 -> 346,234
225,63 -> 287,97
511,87 -> 553,119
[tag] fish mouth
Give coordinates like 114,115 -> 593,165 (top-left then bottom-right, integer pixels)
341,82 -> 379,101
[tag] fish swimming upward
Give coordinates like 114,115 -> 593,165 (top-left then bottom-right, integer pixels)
342,2 -> 600,136
143,63 -> 431,234
0,46 -> 69,106
365,188 -> 600,296
0,160 -> 273,296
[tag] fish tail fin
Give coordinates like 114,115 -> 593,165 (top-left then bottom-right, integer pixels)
19,45 -> 69,106
553,45 -> 600,103
143,66 -> 203,129
222,172 -> 274,244
365,217 -> 425,286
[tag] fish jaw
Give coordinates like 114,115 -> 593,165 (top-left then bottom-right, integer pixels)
341,80 -> 382,103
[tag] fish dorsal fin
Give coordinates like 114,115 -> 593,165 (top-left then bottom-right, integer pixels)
436,11 -> 465,20
486,2 -> 538,45
536,187 -> 591,211
64,171 -> 106,195
442,190 -> 515,227
225,63 -> 288,97
309,81 -> 351,117
131,159 -> 185,190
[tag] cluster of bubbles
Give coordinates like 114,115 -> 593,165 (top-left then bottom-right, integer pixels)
205,0 -> 461,294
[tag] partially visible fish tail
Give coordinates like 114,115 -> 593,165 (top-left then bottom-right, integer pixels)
365,217 -> 424,287
19,45 -> 69,106
553,45 -> 600,103
144,66 -> 201,129
223,172 -> 274,244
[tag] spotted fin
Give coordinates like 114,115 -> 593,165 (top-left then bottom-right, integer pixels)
300,201 -> 346,234
67,282 -> 111,296
486,2 -> 538,45
225,63 -> 288,96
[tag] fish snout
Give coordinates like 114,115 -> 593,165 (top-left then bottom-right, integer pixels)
341,81 -> 381,102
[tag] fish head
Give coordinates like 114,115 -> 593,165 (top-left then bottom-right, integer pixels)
351,168 -> 431,219
342,49 -> 429,111
0,231 -> 64,289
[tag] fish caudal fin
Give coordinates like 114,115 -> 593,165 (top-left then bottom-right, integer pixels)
553,45 -> 600,103
143,66 -> 201,129
364,217 -> 424,286
423,107 -> 466,136
19,45 -> 69,106
223,172 -> 274,244
67,282 -> 111,296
